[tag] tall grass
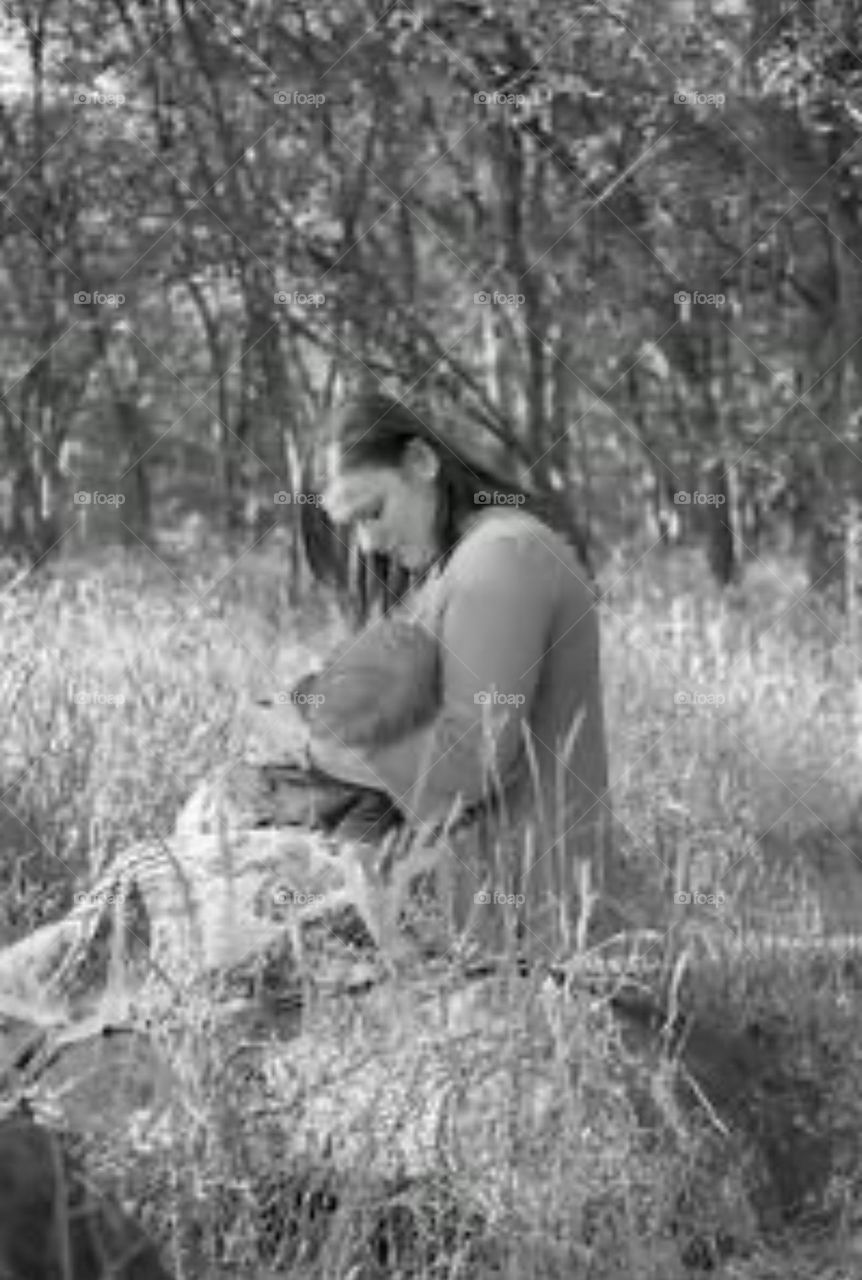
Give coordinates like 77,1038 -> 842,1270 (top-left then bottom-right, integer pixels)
2,536 -> 862,1277
0,542 -> 343,937
602,546 -> 862,945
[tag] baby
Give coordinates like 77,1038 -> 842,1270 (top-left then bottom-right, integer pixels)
292,610 -> 440,749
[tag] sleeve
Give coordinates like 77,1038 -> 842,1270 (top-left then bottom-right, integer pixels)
306,527 -> 555,828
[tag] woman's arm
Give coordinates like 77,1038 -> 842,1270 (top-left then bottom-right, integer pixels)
307,527 -> 556,828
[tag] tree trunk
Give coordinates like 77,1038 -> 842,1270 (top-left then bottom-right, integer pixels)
844,493 -> 860,636
705,460 -> 737,587
806,503 -> 843,597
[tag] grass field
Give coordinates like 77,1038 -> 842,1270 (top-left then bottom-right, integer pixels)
1,535 -> 861,1278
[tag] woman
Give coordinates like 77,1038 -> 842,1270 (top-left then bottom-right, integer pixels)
0,396 -> 610,1001
281,393 -> 611,965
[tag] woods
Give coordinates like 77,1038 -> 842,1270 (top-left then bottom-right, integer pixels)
0,0 -> 859,612
3,3 -> 862,1277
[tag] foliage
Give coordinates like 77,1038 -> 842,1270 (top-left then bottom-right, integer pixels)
0,0 -> 858,583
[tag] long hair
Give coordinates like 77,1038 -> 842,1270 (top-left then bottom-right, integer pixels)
333,394 -> 594,588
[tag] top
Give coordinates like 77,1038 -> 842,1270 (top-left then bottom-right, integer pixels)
304,507 -> 607,843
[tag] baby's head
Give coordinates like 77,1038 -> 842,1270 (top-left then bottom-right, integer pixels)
292,616 -> 439,748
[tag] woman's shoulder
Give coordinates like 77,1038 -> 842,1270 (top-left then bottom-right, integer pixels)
468,505 -> 559,540
449,507 -> 573,572
442,507 -> 594,605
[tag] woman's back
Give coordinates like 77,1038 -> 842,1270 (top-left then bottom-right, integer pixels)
467,509 -> 606,818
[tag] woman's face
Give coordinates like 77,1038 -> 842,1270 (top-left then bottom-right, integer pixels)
322,440 -> 440,571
